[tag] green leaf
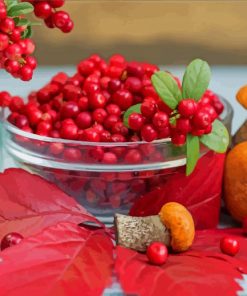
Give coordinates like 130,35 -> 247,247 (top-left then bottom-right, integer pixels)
182,59 -> 211,101
200,119 -> 229,153
21,25 -> 32,39
8,2 -> 34,17
14,17 -> 30,27
151,71 -> 182,110
5,0 -> 18,9
123,104 -> 141,128
186,134 -> 200,176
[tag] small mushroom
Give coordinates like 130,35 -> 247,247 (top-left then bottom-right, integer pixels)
114,202 -> 195,253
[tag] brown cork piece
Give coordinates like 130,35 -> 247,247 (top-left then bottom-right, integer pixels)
114,214 -> 171,252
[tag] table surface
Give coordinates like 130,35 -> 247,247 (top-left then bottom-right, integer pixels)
1,65 -> 247,295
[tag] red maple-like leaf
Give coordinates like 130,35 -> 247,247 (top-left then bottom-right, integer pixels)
0,168 -> 104,238
0,222 -> 114,296
115,228 -> 247,296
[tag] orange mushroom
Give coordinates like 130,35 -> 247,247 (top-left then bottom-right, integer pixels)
115,202 -> 195,253
236,85 -> 247,109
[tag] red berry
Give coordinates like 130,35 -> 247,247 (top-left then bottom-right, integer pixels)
34,2 -> 52,19
124,149 -> 142,164
171,133 -> 186,146
92,108 -> 107,123
113,89 -> 133,110
107,66 -> 124,79
78,60 -> 95,76
141,99 -> 157,118
106,104 -> 121,117
83,129 -> 100,142
60,101 -> 79,119
15,115 -> 28,129
21,38 -> 35,55
212,98 -> 224,115
0,5 -> 6,20
220,237 -> 240,256
49,142 -> 64,155
10,29 -> 21,42
100,130 -> 111,142
44,15 -> 55,29
25,56 -> 37,70
37,121 -> 52,135
176,118 -> 191,134
88,146 -> 104,161
1,232 -> 23,250
126,62 -> 145,78
100,76 -> 110,89
4,44 -> 22,60
191,128 -> 205,137
112,122 -> 128,136
178,99 -> 197,118
128,112 -> 144,131
60,19 -> 74,33
109,54 -> 125,67
104,115 -> 119,130
63,148 -> 82,161
90,92 -> 106,109
28,108 -> 42,126
78,96 -> 89,111
152,111 -> 169,129
102,152 -> 117,164
192,110 -> 211,129
125,77 -> 142,93
49,0 -> 65,8
5,59 -> 20,73
52,11 -> 70,28
76,112 -> 92,129
9,96 -> 24,112
19,65 -> 33,81
108,79 -> 121,93
60,123 -> 78,140
0,91 -> 11,107
0,33 -> 8,51
0,17 -> 15,33
146,242 -> 168,265
111,133 -> 126,142
141,124 -> 158,142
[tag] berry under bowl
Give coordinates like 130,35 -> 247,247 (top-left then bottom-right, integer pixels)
1,96 -> 233,227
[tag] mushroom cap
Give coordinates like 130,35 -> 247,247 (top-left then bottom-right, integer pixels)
159,202 -> 195,252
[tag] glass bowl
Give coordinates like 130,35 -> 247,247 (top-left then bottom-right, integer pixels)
1,97 -> 233,227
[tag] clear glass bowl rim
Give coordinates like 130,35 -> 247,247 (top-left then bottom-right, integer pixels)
2,95 -> 233,148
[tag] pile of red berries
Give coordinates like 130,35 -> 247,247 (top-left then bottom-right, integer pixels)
1,54 -> 224,145
0,0 -> 36,81
25,0 -> 73,33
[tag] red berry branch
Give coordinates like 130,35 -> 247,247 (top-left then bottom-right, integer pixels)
24,0 -> 74,33
0,0 -> 73,81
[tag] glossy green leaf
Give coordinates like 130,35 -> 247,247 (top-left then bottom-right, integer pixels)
22,25 -> 32,39
123,103 -> 141,128
182,59 -> 211,101
200,119 -> 229,153
151,71 -> 182,110
8,2 -> 34,17
14,17 -> 30,27
186,134 -> 200,176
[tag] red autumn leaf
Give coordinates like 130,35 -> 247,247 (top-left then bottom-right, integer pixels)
0,168 -> 104,238
130,151 -> 225,229
115,228 -> 247,296
0,222 -> 114,296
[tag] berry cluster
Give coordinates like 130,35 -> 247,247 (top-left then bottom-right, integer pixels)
1,54 -> 223,145
25,0 -> 73,33
0,0 -> 36,81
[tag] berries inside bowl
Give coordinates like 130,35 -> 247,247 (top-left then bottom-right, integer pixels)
0,54 -> 233,226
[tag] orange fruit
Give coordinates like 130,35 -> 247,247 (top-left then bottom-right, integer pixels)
224,141 -> 247,221
236,85 -> 247,109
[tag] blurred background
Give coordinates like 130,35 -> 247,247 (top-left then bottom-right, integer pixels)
33,0 -> 247,66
